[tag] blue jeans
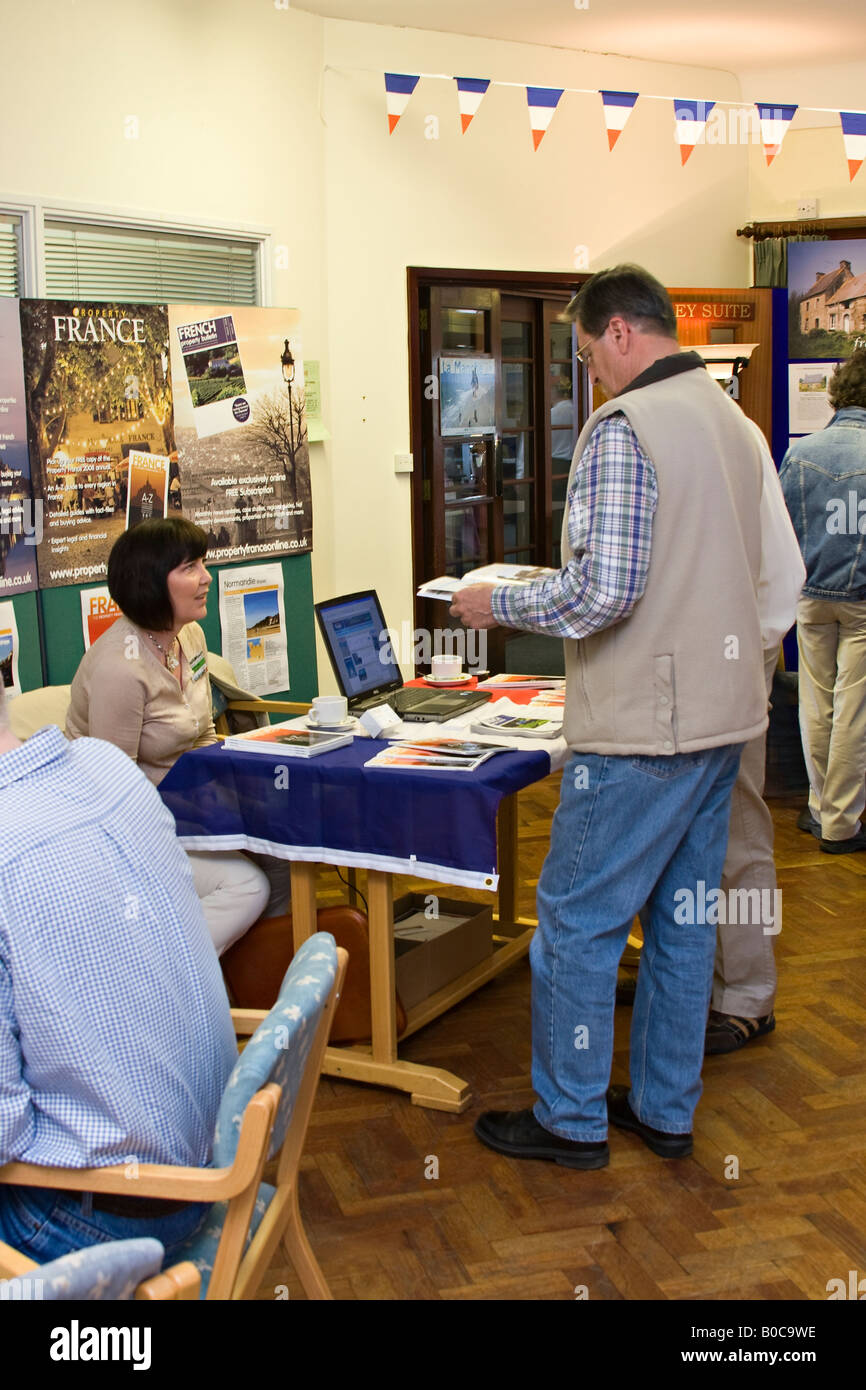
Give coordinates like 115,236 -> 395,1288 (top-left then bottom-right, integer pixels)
531,745 -> 743,1141
0,1185 -> 209,1266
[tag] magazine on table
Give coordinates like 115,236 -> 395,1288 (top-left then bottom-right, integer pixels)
417,562 -> 556,602
471,713 -> 562,739
365,737 -> 511,772
476,673 -> 566,690
223,721 -> 352,757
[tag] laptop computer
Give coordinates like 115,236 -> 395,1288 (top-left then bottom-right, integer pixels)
314,590 -> 492,723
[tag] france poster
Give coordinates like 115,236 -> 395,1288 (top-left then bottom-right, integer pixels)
168,305 -> 313,563
0,298 -> 38,596
19,299 -> 175,589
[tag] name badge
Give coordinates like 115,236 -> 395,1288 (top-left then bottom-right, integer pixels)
189,652 -> 207,682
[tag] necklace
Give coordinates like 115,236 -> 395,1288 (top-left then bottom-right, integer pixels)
146,630 -> 180,672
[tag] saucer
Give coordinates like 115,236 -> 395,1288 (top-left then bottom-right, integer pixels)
423,673 -> 473,687
306,716 -> 356,733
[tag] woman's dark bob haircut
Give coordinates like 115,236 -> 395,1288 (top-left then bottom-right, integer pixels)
107,517 -> 208,631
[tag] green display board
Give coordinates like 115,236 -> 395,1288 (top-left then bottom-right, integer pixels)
9,590 -> 44,693
34,552 -> 318,701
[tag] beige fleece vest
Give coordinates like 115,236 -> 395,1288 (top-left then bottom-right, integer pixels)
561,366 -> 768,755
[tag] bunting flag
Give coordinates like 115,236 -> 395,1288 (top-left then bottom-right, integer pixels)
527,86 -> 564,150
755,103 -> 797,165
384,73 -> 419,134
840,111 -> 866,181
455,77 -> 490,133
674,98 -> 715,164
599,90 -> 639,150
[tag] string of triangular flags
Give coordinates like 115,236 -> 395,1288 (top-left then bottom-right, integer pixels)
384,73 -> 866,180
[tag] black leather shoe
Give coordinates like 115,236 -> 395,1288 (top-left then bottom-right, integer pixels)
796,808 -> 821,837
615,970 -> 638,1006
474,1109 -> 609,1169
819,830 -> 866,854
606,1085 -> 693,1158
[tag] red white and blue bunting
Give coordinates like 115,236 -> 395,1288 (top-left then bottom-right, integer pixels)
755,103 -> 798,166
599,90 -> 639,150
455,76 -> 490,133
840,111 -> 866,182
380,72 -> 864,180
526,86 -> 564,150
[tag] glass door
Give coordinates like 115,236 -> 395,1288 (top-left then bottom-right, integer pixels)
412,275 -> 588,676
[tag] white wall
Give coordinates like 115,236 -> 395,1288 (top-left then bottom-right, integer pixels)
321,20 -> 750,671
3,2 -> 759,688
741,63 -> 866,221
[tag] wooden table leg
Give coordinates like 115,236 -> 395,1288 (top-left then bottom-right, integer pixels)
366,870 -> 398,1065
497,793 -> 519,927
290,862 -> 318,952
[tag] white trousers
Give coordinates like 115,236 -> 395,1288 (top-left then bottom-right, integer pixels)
712,648 -> 780,1018
186,850 -> 291,956
797,596 -> 866,841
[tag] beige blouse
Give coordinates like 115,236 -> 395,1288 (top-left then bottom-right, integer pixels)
65,615 -> 218,785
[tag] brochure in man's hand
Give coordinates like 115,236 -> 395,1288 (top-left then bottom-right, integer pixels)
365,737 -> 512,772
417,562 -> 556,602
223,722 -> 352,757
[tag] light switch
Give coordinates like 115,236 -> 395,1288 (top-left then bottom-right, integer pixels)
394,453 -> 414,473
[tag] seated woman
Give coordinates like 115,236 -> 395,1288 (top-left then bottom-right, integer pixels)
66,517 -> 287,954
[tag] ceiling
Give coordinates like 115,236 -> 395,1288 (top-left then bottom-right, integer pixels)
293,0 -> 866,74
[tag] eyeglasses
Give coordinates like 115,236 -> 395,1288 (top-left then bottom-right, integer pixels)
575,323 -> 610,366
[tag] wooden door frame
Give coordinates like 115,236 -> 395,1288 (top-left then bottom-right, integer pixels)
407,267 -> 589,626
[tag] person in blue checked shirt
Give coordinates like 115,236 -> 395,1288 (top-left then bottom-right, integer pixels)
452,264 -> 800,1168
0,679 -> 237,1262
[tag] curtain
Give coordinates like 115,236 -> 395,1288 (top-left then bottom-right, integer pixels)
753,234 -> 827,288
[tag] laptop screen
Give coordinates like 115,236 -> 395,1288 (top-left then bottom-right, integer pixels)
315,591 -> 402,702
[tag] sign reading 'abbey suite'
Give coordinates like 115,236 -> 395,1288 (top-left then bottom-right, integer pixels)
670,301 -> 756,321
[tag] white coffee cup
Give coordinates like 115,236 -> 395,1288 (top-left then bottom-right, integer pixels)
311,694 -> 349,726
431,653 -> 461,681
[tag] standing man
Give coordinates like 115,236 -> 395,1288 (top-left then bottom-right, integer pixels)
780,349 -> 866,853
452,265 -> 772,1168
0,680 -> 237,1261
706,419 -> 804,1053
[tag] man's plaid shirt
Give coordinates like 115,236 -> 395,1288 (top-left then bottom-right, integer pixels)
492,413 -> 658,638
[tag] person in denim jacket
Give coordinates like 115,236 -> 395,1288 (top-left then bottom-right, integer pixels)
779,348 -> 866,852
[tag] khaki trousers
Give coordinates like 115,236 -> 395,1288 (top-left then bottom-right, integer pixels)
712,647 -> 779,1018
796,596 -> 866,841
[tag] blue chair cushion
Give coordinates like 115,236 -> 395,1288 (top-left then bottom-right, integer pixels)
177,1181 -> 275,1299
214,933 -> 338,1166
1,1237 -> 164,1300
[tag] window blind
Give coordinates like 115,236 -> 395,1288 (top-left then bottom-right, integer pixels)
44,222 -> 260,304
0,216 -> 21,296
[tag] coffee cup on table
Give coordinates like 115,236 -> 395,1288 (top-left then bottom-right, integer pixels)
310,694 -> 349,726
430,654 -> 461,681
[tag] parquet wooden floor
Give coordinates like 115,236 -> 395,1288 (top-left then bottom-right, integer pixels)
254,775 -> 866,1302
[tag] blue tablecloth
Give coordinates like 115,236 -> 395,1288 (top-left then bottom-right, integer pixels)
159,739 -> 552,890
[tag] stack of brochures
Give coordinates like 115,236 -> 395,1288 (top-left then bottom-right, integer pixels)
476,674 -> 566,691
365,737 -> 511,773
223,722 -> 352,758
417,563 -> 556,602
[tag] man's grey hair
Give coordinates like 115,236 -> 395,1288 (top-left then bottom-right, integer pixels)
565,264 -> 677,339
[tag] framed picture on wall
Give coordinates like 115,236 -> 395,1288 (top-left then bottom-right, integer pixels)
439,356 -> 496,436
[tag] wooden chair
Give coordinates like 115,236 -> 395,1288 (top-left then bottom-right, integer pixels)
207,648 -> 311,736
0,936 -> 345,1298
192,934 -> 347,1299
0,1071 -> 280,1302
0,1236 -> 201,1301
7,685 -> 71,740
